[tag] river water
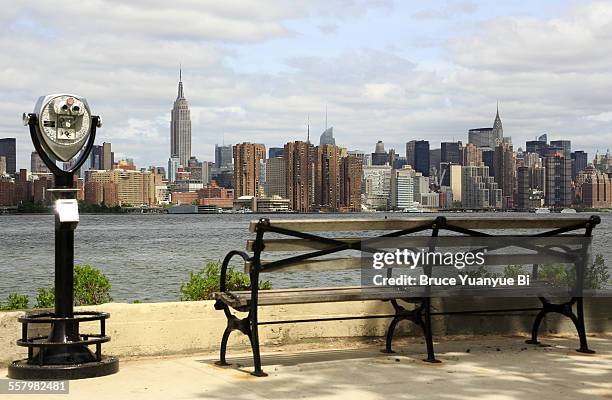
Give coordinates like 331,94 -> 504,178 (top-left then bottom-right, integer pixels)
1,212 -> 610,302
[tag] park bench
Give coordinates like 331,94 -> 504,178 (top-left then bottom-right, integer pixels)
213,215 -> 601,376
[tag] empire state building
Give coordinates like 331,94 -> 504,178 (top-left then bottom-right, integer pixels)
170,69 -> 191,166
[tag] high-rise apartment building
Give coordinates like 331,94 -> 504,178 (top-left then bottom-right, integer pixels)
265,157 -> 286,198
170,69 -> 191,166
461,165 -> 502,209
87,169 -> 156,206
314,144 -> 341,211
285,141 -> 314,212
390,166 -> 415,210
576,166 -> 611,208
339,154 -> 362,212
461,143 -> 482,167
544,154 -> 572,208
0,138 -> 16,175
450,164 -> 462,203
413,172 -> 429,204
362,165 -> 392,210
233,143 -> 266,198
517,166 -> 545,209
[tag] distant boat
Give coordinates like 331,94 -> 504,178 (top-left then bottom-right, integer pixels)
402,206 -> 421,213
561,208 -> 577,214
534,207 -> 550,214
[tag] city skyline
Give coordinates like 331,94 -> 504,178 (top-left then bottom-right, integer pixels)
1,1 -> 611,171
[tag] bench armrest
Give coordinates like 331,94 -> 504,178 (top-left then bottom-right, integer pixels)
214,250 -> 251,311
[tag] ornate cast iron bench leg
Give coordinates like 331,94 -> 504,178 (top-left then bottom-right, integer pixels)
381,299 -> 439,363
526,297 -> 594,353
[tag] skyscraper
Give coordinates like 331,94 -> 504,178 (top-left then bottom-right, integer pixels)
170,68 -> 192,166
492,103 -> 504,140
340,154 -> 362,212
468,128 -> 495,148
314,144 -> 341,211
215,144 -> 233,168
461,165 -> 502,209
319,127 -> 335,146
102,142 -> 113,170
265,157 -> 286,198
233,143 -> 266,198
390,166 -> 415,210
285,141 -> 315,212
406,140 -> 430,176
571,151 -> 588,179
544,153 -> 572,208
441,142 -> 462,164
371,141 -> 388,166
550,140 -> 571,159
493,142 -> 515,208
468,105 -> 504,149
0,138 -> 16,175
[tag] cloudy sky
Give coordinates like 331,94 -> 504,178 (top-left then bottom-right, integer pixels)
1,0 -> 611,169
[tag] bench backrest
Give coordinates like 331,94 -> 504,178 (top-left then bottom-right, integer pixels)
243,216 -> 599,274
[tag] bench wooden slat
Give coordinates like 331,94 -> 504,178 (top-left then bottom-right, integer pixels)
214,286 -> 424,308
249,217 -> 591,233
214,283 -> 560,309
246,238 -> 362,251
246,252 -> 577,273
247,235 -> 588,252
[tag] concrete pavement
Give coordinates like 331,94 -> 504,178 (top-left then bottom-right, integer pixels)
2,335 -> 612,400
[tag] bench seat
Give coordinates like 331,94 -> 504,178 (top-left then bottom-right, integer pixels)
215,282 -> 560,310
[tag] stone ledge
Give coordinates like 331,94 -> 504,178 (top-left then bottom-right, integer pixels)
1,297 -> 610,366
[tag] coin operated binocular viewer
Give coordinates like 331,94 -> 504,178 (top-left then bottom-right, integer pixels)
9,94 -> 118,380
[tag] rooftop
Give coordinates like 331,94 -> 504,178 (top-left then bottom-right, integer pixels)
3,335 -> 611,400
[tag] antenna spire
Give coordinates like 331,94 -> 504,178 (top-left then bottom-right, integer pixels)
307,114 -> 310,143
177,65 -> 185,99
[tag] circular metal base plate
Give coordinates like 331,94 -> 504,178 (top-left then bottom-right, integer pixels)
8,356 -> 119,380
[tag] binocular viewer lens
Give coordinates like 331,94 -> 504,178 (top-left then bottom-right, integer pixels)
60,104 -> 80,112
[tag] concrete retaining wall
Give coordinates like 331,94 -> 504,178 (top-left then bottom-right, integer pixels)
1,298 -> 611,366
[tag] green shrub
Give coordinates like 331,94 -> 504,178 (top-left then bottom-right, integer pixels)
34,265 -> 112,308
180,260 -> 271,301
35,287 -> 55,309
0,293 -> 30,310
538,253 -> 609,290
